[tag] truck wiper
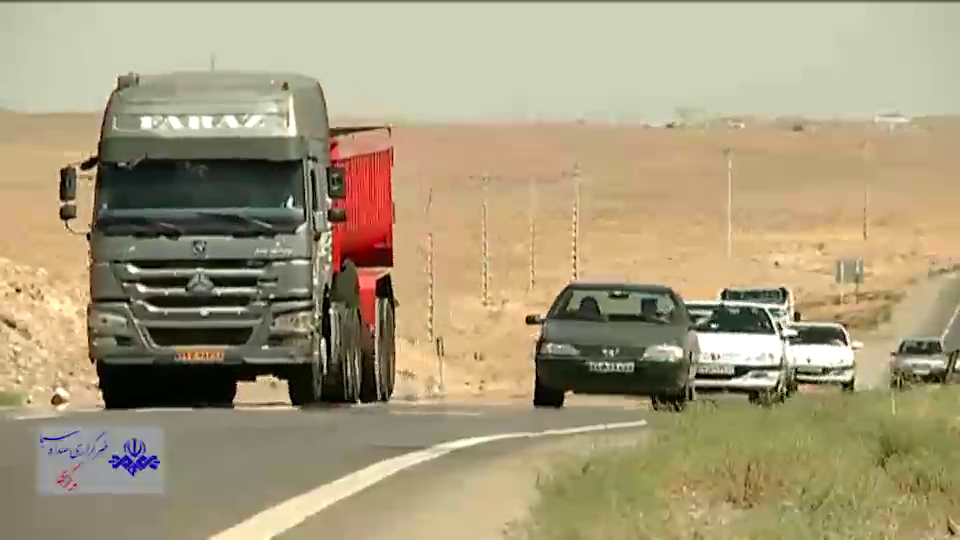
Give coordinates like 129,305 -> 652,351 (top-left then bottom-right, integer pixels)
192,211 -> 277,236
95,215 -> 184,237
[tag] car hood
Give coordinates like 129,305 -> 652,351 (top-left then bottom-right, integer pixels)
696,332 -> 782,355
791,344 -> 853,365
542,320 -> 687,350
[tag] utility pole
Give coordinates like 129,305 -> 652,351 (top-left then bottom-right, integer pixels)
861,139 -> 870,242
724,148 -> 734,259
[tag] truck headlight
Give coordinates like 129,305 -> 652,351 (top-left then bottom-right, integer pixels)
271,311 -> 315,333
88,309 -> 129,334
539,342 -> 579,356
642,344 -> 684,363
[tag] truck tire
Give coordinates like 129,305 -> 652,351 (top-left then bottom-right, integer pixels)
321,302 -> 362,403
288,361 -> 322,407
98,364 -> 139,410
360,296 -> 396,403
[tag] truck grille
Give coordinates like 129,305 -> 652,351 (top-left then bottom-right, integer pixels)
120,259 -> 268,312
147,328 -> 253,347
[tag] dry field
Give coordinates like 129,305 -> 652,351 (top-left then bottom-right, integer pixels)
1,111 -> 958,406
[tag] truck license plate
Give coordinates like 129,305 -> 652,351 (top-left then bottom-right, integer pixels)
697,363 -> 735,375
587,361 -> 635,374
175,349 -> 225,362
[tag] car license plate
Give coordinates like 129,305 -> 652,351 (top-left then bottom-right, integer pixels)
587,361 -> 635,374
697,363 -> 735,375
797,366 -> 825,375
175,348 -> 225,362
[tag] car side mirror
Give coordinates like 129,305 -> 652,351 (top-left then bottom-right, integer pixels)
327,207 -> 347,223
59,166 -> 77,203
525,314 -> 543,325
328,166 -> 346,200
792,311 -> 802,322
851,340 -> 864,350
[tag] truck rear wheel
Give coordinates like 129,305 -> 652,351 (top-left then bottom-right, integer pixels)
360,296 -> 396,403
321,302 -> 362,403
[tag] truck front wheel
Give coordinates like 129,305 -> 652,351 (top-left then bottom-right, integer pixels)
287,362 -> 322,407
98,364 -> 139,410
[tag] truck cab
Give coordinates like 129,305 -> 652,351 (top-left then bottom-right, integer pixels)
57,71 -> 397,409
718,286 -> 797,326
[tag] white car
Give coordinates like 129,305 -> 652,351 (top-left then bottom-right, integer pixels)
691,300 -> 798,405
788,321 -> 861,391
718,286 -> 797,326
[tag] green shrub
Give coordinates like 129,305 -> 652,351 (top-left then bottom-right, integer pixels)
517,389 -> 960,540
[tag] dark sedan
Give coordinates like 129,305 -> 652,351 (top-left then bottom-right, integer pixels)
525,282 -> 699,411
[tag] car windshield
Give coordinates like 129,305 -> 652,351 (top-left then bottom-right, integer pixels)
695,305 -> 776,335
549,287 -> 681,324
720,288 -> 786,305
685,303 -> 719,324
898,340 -> 942,355
95,159 -> 306,214
794,326 -> 848,346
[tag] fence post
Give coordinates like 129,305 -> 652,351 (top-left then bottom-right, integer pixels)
481,175 -> 491,306
424,187 -> 439,387
528,177 -> 537,292
571,165 -> 581,282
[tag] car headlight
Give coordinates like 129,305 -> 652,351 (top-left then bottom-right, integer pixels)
642,344 -> 684,363
88,309 -> 129,333
747,352 -> 778,364
539,342 -> 579,356
271,311 -> 315,333
699,351 -> 720,362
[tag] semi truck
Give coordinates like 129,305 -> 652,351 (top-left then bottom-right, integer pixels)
56,71 -> 397,409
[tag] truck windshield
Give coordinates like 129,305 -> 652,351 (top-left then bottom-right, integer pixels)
95,159 -> 305,213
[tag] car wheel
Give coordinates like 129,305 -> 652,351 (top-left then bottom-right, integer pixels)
841,379 -> 856,393
533,375 -> 565,408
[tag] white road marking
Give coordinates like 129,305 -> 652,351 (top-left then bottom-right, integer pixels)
208,419 -> 648,540
387,410 -> 484,417
942,299 -> 960,341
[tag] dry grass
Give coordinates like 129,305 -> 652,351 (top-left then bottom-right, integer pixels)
1,111 -> 959,401
515,388 -> 960,540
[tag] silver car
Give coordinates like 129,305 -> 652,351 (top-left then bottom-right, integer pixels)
889,336 -> 950,387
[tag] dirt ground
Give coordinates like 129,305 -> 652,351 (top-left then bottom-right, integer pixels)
1,111 -> 958,407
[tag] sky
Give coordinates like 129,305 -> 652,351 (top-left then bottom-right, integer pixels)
1,2 -> 957,122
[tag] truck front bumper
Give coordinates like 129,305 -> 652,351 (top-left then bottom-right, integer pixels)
88,302 -> 318,367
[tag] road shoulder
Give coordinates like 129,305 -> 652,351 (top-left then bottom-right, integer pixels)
276,428 -> 646,540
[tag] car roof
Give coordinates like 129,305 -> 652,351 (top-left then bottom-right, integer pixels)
722,285 -> 790,291
791,321 -> 845,329
687,300 -> 773,309
565,281 -> 675,294
899,335 -> 943,343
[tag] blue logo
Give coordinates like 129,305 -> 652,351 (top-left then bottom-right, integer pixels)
109,437 -> 160,477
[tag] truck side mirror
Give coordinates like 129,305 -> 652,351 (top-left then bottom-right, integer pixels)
59,202 -> 77,222
327,207 -> 347,223
59,166 -> 77,202
328,166 -> 346,200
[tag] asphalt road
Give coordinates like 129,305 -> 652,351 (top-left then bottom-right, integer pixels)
0,400 -> 649,540
5,274 -> 960,540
